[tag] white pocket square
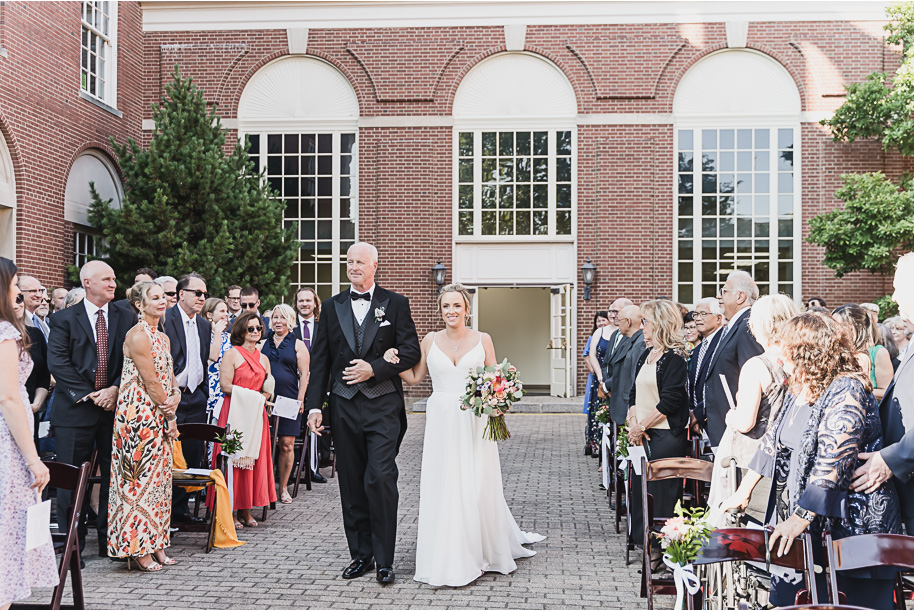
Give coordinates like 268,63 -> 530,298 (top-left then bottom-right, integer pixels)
379,320 -> 391,327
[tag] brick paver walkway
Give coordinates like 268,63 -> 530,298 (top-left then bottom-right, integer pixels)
26,413 -> 665,609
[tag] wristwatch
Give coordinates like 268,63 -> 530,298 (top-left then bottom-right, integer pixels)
794,505 -> 817,523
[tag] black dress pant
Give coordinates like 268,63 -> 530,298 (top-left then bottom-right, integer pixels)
629,427 -> 688,546
172,387 -> 207,517
55,409 -> 115,554
330,391 -> 402,568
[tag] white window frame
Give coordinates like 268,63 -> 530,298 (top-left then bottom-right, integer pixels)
453,126 -> 576,242
243,131 -> 358,301
80,0 -> 117,108
74,227 -> 101,268
673,118 -> 802,306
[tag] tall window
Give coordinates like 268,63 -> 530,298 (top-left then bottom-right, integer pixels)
247,132 -> 356,301
74,230 -> 99,268
675,127 -> 796,303
456,130 -> 572,237
81,0 -> 116,105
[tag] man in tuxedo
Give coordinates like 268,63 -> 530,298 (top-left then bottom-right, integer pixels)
702,271 -> 763,449
294,286 -> 329,483
306,242 -> 420,584
689,297 -> 724,434
606,304 -> 643,426
852,253 -> 914,532
47,260 -> 136,556
163,272 -> 212,523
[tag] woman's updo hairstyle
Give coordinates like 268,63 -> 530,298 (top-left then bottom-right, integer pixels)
436,283 -> 472,315
129,281 -> 160,313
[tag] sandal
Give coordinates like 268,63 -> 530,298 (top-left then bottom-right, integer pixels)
280,490 -> 293,504
154,551 -> 177,566
127,557 -> 164,572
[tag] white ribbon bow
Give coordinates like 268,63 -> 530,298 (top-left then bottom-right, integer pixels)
663,554 -> 700,610
601,424 -> 612,490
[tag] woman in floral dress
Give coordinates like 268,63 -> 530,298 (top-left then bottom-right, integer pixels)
108,282 -> 180,572
202,298 -> 231,422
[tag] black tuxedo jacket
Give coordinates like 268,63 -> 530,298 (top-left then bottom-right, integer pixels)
688,329 -> 724,429
702,311 -> 763,446
305,286 -> 420,413
162,304 -> 212,396
880,349 -> 914,524
47,301 -> 133,427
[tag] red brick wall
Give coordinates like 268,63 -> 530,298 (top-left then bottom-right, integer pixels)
3,1 -> 144,287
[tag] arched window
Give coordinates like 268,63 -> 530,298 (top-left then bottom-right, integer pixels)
673,50 -> 801,304
0,130 -> 15,260
453,53 -> 576,239
64,150 -> 122,267
239,56 -> 358,301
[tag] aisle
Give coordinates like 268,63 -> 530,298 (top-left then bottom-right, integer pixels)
22,413 -> 650,609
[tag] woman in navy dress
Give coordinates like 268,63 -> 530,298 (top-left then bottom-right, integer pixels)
263,304 -> 309,504
584,318 -> 615,457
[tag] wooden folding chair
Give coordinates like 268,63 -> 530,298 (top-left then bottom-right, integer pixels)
12,460 -> 90,610
173,423 -> 224,553
290,431 -> 312,498
608,422 -> 626,535
823,532 -> 914,609
688,527 -> 819,609
640,456 -> 714,609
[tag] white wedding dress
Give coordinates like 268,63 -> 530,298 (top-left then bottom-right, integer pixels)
413,338 -> 545,587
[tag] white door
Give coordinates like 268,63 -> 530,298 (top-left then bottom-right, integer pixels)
548,284 -> 574,397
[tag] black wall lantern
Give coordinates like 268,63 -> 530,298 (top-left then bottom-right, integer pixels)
581,257 -> 596,300
431,259 -> 447,288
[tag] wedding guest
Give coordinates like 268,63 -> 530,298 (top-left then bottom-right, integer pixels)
15,292 -> 49,450
806,296 -> 826,310
264,304 -> 309,503
860,302 -> 881,322
688,297 -> 724,435
48,260 -> 133,557
724,313 -> 901,608
706,294 -> 797,526
50,287 -> 68,312
584,306 -> 618,456
240,286 -> 271,332
202,297 -> 231,422
832,304 -> 892,400
225,285 -> 243,324
35,293 -> 50,325
64,287 -> 85,308
581,311 -> 609,421
163,272 -> 211,525
704,271 -> 764,448
292,286 -> 328,481
215,311 -> 276,527
627,299 -> 690,558
19,275 -> 49,340
155,275 -> 178,309
108,281 -> 180,572
885,315 -> 909,364
879,322 -> 901,371
606,304 -> 643,427
683,311 -> 700,351
0,257 -> 57,607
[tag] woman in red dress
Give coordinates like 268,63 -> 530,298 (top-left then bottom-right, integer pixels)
212,311 -> 277,528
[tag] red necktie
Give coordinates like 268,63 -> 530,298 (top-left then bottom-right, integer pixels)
95,309 -> 109,390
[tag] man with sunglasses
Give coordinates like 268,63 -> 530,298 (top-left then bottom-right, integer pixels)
155,275 -> 179,310
239,285 -> 271,333
162,272 -> 212,525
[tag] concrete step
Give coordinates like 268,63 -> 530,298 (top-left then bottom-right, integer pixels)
408,396 -> 584,414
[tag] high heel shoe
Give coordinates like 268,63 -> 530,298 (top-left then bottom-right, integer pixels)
127,557 -> 164,572
154,552 -> 177,566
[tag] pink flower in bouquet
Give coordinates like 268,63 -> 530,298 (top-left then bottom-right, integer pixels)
493,377 -> 506,393
495,389 -> 507,400
661,516 -> 688,542
507,365 -> 517,373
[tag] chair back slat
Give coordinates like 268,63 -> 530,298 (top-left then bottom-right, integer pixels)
645,457 -> 713,483
694,528 -> 808,570
826,532 -> 914,605
177,423 -> 226,443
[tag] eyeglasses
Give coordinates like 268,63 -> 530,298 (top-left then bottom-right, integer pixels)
40,298 -> 50,303
20,288 -> 42,294
183,289 -> 209,299
247,325 -> 263,333
241,302 -> 257,309
163,291 -> 177,297
684,324 -> 697,331
15,293 -> 23,304
693,311 -> 717,319
618,317 -> 632,324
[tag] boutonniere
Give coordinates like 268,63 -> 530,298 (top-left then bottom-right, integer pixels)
374,307 -> 386,323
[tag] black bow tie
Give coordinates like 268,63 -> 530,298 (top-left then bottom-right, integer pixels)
351,292 -> 371,302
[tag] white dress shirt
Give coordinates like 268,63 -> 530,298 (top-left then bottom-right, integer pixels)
175,306 -> 203,391
83,299 -> 110,344
350,284 -> 376,325
725,306 -> 751,334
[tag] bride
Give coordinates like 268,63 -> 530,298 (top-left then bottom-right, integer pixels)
384,283 -> 544,587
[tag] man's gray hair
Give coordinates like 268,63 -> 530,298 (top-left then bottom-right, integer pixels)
155,275 -> 178,287
348,242 -> 379,263
695,297 -> 722,315
64,287 -> 85,307
727,270 -> 759,303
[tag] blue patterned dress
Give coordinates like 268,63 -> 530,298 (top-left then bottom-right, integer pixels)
585,334 -> 611,455
206,331 -> 231,422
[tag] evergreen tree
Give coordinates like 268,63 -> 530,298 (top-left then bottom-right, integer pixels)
89,67 -> 297,303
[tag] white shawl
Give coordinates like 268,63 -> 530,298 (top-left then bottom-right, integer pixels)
227,385 -> 265,470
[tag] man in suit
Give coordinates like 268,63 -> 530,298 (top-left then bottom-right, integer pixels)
606,304 -> 644,426
689,297 -> 724,434
225,284 -> 243,325
240,285 -> 271,333
702,271 -> 763,449
852,252 -> 914,532
596,298 -> 633,401
19,274 -> 50,340
163,272 -> 212,524
306,242 -> 420,584
293,286 -> 329,483
47,260 -> 137,556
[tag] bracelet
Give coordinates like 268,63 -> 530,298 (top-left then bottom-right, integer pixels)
794,506 -> 816,522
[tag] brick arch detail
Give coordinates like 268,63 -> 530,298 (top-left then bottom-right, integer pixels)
0,110 -> 26,209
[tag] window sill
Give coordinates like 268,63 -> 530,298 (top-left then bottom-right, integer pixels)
78,90 -> 123,118
455,235 -> 575,243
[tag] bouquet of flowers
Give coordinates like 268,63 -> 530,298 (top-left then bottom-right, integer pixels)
460,359 -> 525,441
615,424 -> 629,461
658,501 -> 712,609
216,428 -> 244,456
594,404 -> 610,426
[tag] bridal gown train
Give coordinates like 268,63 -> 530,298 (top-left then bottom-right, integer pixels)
414,338 -> 545,587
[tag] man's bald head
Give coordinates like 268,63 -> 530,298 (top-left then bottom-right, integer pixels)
18,275 -> 42,313
79,260 -> 116,307
608,298 -> 634,326
618,304 -> 641,337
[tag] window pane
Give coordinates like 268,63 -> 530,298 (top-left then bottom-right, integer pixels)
557,184 -> 571,208
482,211 -> 497,234
556,157 -> 571,182
556,209 -> 571,235
720,130 -> 734,149
778,173 -> 793,193
482,132 -> 496,156
532,184 -> 547,208
702,130 -> 716,149
516,157 -> 531,182
737,129 -> 752,149
458,185 -> 473,209
516,211 -> 531,235
678,152 -> 693,173
778,128 -> 793,150
533,210 -> 548,235
458,211 -> 473,235
557,131 -> 571,156
459,132 -> 473,157
498,211 -> 514,235
701,152 -> 717,172
516,132 -> 531,155
516,184 -> 531,208
499,132 -> 514,156
533,132 -> 548,156
678,174 -> 693,195
481,185 -> 496,209
459,158 -> 473,183
678,196 -> 692,216
678,130 -> 693,150
678,240 -> 693,262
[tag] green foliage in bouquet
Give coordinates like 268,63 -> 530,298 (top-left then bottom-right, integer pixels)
616,424 -> 629,460
594,404 -> 610,426
658,501 -> 713,566
216,428 -> 244,456
460,359 -> 525,441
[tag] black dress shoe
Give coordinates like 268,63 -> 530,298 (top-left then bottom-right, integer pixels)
311,470 -> 327,484
342,558 -> 374,579
172,514 -> 204,525
376,567 -> 395,584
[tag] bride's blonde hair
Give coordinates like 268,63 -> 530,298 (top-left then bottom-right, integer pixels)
437,283 -> 472,324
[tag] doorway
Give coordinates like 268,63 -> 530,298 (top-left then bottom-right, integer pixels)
476,286 -> 551,395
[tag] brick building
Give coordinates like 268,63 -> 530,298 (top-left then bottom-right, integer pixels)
4,1 -> 906,398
